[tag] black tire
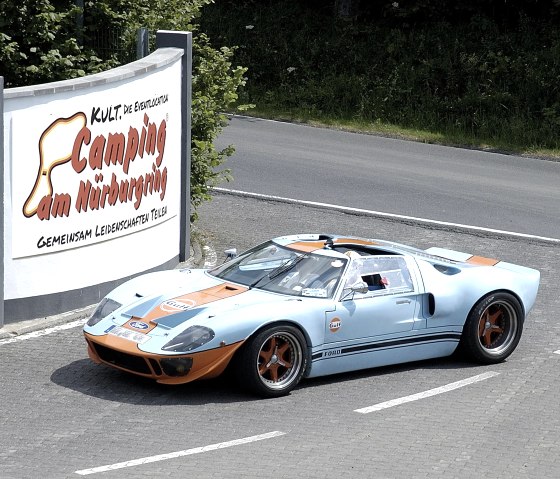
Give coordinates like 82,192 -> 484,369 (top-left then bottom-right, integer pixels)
460,292 -> 524,364
235,324 -> 307,398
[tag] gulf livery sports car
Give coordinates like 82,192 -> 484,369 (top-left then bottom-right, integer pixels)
84,234 -> 540,397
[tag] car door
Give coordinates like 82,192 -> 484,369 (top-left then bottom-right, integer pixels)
324,255 -> 421,345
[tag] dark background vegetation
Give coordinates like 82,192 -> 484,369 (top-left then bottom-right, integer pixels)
200,0 -> 560,153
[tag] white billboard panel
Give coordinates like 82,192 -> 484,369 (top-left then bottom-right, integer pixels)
3,52 -> 185,301
11,63 -> 181,258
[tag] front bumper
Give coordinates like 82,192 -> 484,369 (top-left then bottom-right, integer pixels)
84,332 -> 243,385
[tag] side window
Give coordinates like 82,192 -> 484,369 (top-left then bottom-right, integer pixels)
344,256 -> 414,295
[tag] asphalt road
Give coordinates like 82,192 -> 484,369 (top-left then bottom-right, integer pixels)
215,116 -> 560,239
1,192 -> 559,479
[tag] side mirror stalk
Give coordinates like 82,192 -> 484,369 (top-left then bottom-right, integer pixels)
341,281 -> 369,301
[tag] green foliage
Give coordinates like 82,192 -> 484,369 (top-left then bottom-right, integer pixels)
1,0 -> 249,220
0,0 -> 113,87
115,0 -> 250,220
201,0 -> 560,152
190,34 -> 249,215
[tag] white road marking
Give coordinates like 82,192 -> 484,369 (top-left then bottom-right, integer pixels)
554,350 -> 560,355
203,244 -> 218,268
354,371 -> 500,414
214,187 -> 560,244
0,318 -> 87,346
75,431 -> 287,476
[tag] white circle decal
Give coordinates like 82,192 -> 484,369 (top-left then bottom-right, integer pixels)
160,299 -> 196,312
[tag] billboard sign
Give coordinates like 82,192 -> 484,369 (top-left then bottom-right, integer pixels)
11,63 -> 181,258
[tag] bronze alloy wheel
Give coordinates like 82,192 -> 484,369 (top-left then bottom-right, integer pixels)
236,324 -> 307,398
477,299 -> 518,356
461,292 -> 524,364
256,330 -> 304,390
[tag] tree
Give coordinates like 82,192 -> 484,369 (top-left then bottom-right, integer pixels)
0,0 -> 114,87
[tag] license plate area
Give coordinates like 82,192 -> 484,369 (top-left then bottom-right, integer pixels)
108,326 -> 150,344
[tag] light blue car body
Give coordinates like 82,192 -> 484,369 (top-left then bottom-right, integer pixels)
83,234 -> 540,381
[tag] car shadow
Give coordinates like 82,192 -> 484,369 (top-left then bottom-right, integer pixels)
51,352 -> 483,405
50,359 -> 256,405
300,354 -> 487,391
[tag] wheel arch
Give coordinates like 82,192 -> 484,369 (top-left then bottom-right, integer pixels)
245,319 -> 311,350
465,288 -> 526,326
231,319 -> 312,371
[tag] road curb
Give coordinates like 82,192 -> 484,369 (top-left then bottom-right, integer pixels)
212,187 -> 560,246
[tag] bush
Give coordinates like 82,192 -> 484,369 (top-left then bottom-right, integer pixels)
201,0 -> 560,151
0,0 -> 114,87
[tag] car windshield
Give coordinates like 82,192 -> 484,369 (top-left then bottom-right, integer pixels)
208,241 -> 347,298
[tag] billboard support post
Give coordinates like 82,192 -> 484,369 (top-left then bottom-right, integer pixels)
0,76 -> 4,328
156,31 -> 192,262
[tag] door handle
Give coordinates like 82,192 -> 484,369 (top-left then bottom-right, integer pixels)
396,299 -> 411,304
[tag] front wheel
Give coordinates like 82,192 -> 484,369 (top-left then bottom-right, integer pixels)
235,324 -> 307,398
460,292 -> 523,364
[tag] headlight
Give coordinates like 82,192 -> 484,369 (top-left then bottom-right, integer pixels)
161,326 -> 215,353
87,298 -> 122,326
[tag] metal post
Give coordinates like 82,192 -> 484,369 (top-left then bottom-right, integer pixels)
155,31 -> 192,263
76,0 -> 84,46
136,28 -> 149,59
0,77 -> 5,327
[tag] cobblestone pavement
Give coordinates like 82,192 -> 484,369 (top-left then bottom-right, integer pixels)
1,192 -> 559,478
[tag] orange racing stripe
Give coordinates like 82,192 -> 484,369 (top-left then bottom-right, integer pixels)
466,255 -> 499,266
289,238 -> 378,253
120,283 -> 249,327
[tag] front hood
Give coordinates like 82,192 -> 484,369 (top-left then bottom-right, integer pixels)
84,271 -> 326,354
127,281 -> 251,329
108,268 -> 222,304
86,269 -> 320,342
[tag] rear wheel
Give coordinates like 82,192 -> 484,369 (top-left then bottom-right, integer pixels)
235,325 -> 307,398
460,292 -> 523,364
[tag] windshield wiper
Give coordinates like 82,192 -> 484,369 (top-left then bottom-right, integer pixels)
250,254 -> 307,288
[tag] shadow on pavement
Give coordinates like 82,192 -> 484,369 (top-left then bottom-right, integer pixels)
51,352 -> 484,405
50,359 -> 257,405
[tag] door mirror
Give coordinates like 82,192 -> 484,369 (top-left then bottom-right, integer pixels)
351,281 -> 369,294
341,280 -> 369,300
224,248 -> 237,261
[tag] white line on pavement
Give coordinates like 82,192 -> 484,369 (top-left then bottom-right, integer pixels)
203,244 -> 218,268
354,371 -> 500,414
75,431 -> 287,476
214,187 -> 560,244
554,350 -> 560,355
0,318 -> 87,346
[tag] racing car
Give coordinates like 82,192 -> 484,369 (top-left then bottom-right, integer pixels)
83,234 -> 540,397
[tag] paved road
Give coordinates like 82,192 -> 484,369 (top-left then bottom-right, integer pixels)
215,116 -> 560,239
1,193 -> 559,478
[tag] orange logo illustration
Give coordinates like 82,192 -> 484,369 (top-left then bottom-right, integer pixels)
23,112 -> 87,217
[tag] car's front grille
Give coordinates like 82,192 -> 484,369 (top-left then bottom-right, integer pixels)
148,358 -> 163,375
92,342 -> 151,375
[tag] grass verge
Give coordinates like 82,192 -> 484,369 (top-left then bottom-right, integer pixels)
241,105 -> 560,161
